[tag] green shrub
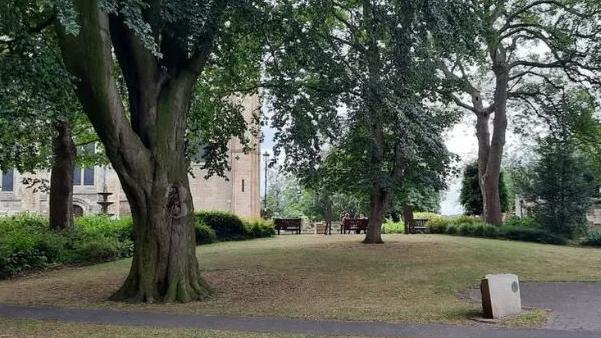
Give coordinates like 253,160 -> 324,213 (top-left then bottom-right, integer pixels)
450,215 -> 483,226
457,223 -> 475,236
194,221 -> 217,244
581,231 -> 601,246
75,215 -> 134,242
427,217 -> 448,233
425,215 -> 482,233
428,213 -> 565,245
382,219 -> 405,234
195,211 -> 248,241
446,224 -> 459,235
413,212 -> 442,220
498,226 -> 567,245
481,224 -> 499,238
70,235 -> 133,263
245,218 -> 275,238
0,214 -> 137,278
504,216 -> 539,228
0,214 -> 67,278
0,213 -> 47,231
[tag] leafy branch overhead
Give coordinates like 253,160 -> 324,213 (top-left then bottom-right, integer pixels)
263,0 -> 466,242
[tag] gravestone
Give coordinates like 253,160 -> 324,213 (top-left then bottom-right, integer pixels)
480,274 -> 522,319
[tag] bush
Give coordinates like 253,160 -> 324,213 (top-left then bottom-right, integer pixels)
426,215 -> 483,233
194,221 -> 217,244
382,219 -> 405,234
413,212 -> 442,220
69,235 -> 133,263
498,226 -> 567,245
245,218 -> 275,238
0,211 -> 276,278
0,214 -> 67,278
504,216 -> 539,228
427,217 -> 448,233
455,222 -> 497,237
425,214 -> 566,245
0,214 -> 137,278
446,224 -> 459,235
581,231 -> 601,247
75,215 -> 134,242
195,211 -> 248,241
450,215 -> 484,226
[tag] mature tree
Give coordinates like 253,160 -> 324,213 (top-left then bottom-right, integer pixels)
524,138 -> 596,237
460,161 -> 508,216
265,0 -> 460,243
512,88 -> 601,237
436,0 -> 601,225
30,0 -> 265,302
0,0 -> 100,230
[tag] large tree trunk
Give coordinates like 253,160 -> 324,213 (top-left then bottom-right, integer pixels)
475,111 -> 491,218
49,120 -> 76,231
107,94 -> 209,302
364,187 -> 390,244
111,161 -> 210,303
478,53 -> 509,226
56,1 -> 215,302
402,204 -> 413,234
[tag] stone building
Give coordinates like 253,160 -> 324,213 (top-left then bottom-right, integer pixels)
515,195 -> 601,231
0,96 -> 261,219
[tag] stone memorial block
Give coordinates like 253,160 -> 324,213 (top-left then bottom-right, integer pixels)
480,273 -> 522,319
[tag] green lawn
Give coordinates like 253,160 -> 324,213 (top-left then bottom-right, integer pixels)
1,234 -> 601,325
0,319 -> 316,338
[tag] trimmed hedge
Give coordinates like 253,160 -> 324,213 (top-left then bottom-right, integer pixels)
194,211 -> 275,242
195,211 -> 248,241
195,221 -> 217,244
426,214 -> 567,245
498,226 -> 567,245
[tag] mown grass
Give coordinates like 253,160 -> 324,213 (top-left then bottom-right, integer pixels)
1,235 -> 600,325
0,318 -> 317,338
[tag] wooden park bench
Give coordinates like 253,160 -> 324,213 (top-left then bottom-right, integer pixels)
274,218 -> 302,235
407,218 -> 429,234
342,218 -> 368,234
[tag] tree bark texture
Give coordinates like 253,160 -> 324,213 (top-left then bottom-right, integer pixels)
56,0 -> 217,302
364,186 -> 391,244
477,51 -> 509,226
402,204 -> 413,235
49,120 -> 76,231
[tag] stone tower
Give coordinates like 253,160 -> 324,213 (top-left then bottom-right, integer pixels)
189,94 -> 262,218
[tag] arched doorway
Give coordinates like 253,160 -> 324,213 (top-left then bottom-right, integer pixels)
73,204 -> 84,217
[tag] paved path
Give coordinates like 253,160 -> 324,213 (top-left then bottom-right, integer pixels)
0,304 -> 600,338
521,282 -> 601,331
466,282 -> 601,332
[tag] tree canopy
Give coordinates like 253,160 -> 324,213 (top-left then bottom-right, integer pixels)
264,0 -> 465,243
2,0 -> 268,303
434,0 -> 601,226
